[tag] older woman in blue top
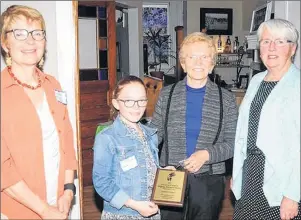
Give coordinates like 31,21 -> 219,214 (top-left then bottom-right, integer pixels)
92,76 -> 161,219
232,19 -> 300,220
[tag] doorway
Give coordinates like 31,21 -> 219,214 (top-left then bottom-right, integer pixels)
73,1 -> 135,219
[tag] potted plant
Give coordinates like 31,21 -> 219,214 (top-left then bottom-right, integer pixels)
144,28 -> 176,79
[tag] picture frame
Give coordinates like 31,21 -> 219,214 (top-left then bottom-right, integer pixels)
200,8 -> 233,35
250,1 -> 273,34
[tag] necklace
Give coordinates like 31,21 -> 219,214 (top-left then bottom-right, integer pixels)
8,66 -> 42,90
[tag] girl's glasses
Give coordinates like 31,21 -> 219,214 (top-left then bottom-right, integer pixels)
117,99 -> 148,108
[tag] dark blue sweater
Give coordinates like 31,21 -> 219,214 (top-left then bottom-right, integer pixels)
186,84 -> 206,157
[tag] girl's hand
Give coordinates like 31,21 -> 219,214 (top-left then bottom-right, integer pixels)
125,199 -> 158,217
134,201 -> 159,217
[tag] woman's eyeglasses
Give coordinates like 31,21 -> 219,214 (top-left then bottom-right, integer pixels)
187,54 -> 212,62
259,39 -> 293,47
5,29 -> 46,41
117,99 -> 148,108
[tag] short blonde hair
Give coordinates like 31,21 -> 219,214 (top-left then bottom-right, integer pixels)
1,5 -> 46,60
179,32 -> 217,64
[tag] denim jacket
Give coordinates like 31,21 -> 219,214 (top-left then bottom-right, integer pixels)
92,116 -> 159,216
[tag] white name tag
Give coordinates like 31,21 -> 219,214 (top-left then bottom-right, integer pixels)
120,156 -> 138,172
55,90 -> 67,105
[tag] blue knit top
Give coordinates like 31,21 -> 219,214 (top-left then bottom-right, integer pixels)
185,84 -> 206,157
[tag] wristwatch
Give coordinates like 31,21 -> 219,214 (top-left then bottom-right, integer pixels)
64,183 -> 76,196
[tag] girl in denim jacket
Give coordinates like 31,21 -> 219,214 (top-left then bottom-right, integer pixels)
93,76 -> 161,219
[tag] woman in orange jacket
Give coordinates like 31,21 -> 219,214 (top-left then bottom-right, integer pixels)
1,5 -> 77,219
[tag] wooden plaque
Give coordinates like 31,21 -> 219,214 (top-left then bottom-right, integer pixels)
151,169 -> 187,207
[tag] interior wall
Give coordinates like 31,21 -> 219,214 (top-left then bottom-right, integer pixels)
54,3 -> 80,218
286,1 -> 300,69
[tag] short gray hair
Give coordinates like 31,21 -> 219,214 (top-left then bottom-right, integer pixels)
257,18 -> 299,44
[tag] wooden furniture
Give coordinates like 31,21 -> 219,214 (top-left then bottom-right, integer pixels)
144,76 -> 163,117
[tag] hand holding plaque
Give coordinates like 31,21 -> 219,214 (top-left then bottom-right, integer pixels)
151,168 -> 187,207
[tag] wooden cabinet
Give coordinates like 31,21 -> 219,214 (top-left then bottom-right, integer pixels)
78,1 -> 116,187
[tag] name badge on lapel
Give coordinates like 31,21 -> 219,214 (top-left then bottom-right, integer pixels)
120,156 -> 138,172
55,90 -> 67,105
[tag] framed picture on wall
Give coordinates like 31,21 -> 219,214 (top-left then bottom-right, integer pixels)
250,1 -> 273,34
200,8 -> 233,35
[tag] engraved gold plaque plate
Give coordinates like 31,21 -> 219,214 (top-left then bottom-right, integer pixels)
151,169 -> 187,207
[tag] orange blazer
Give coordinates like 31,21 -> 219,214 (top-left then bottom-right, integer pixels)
1,67 -> 78,219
